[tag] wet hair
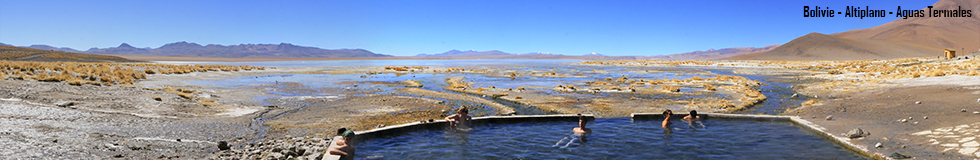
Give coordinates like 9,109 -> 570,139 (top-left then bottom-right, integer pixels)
578,114 -> 588,123
458,106 -> 469,114
689,110 -> 698,117
662,110 -> 673,117
342,130 -> 355,138
336,128 -> 348,136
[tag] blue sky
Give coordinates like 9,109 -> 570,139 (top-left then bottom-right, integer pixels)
0,0 -> 938,56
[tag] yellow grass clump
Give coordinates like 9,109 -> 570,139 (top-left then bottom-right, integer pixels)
801,99 -> 822,106
702,84 -> 717,91
0,60 -> 262,86
176,92 -> 194,99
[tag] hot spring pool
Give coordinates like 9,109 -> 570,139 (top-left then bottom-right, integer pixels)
355,118 -> 866,159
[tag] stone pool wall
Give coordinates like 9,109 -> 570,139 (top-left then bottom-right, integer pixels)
322,113 -> 886,160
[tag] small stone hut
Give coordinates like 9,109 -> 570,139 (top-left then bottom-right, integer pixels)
944,49 -> 956,59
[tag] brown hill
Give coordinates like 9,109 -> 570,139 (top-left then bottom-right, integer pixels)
738,0 -> 979,60
0,45 -> 136,62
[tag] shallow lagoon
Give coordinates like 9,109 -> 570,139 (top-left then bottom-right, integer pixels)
179,59 -> 814,115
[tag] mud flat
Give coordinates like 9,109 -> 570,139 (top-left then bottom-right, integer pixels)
0,80 -> 255,159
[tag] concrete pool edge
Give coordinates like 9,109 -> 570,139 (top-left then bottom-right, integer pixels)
789,116 -> 887,160
322,113 -> 885,160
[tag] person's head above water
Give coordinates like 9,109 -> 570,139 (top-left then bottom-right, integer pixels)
342,130 -> 355,140
662,110 -> 673,117
458,106 -> 468,115
683,110 -> 701,120
574,113 -> 593,134
336,128 -> 348,136
578,114 -> 588,127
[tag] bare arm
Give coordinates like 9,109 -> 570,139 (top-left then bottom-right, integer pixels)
328,146 -> 348,156
444,114 -> 458,122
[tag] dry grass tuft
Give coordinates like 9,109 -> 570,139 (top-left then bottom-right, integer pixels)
0,60 -> 261,86
702,84 -> 717,91
176,92 -> 194,99
801,99 -> 822,106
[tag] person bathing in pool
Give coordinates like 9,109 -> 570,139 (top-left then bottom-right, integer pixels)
555,114 -> 591,148
334,128 -> 348,146
329,130 -> 356,160
682,110 -> 700,120
573,114 -> 592,134
444,106 -> 472,128
661,110 -> 673,128
682,110 -> 706,129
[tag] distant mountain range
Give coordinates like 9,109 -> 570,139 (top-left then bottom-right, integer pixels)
411,49 -> 630,60
416,49 -> 558,57
410,47 -> 777,60
647,45 -> 780,60
3,42 -> 391,58
5,41 -> 782,60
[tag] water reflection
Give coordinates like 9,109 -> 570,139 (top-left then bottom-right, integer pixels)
445,126 -> 471,144
662,125 -> 673,146
685,120 -> 706,130
553,133 -> 589,149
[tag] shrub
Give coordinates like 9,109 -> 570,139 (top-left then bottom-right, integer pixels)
929,70 -> 945,77
702,84 -> 717,91
176,92 -> 194,99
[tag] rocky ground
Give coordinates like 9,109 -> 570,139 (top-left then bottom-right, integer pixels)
786,83 -> 980,159
0,88 -> 253,159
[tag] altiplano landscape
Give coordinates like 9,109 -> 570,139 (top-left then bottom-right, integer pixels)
2,0 -> 979,159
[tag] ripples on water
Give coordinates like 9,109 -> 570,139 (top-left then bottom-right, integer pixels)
356,118 -> 866,159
